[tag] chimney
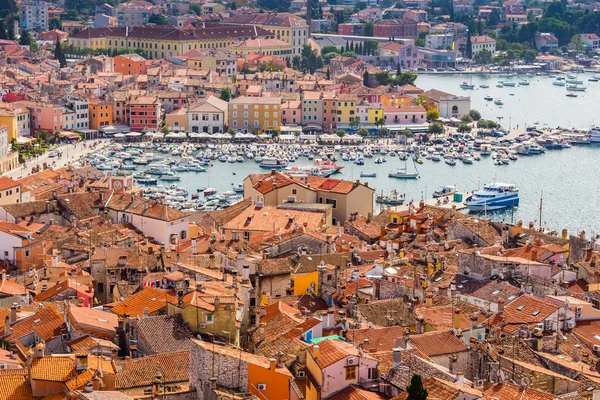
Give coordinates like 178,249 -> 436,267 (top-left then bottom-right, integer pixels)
531,248 -> 538,261
498,299 -> 505,313
242,265 -> 250,284
573,344 -> 581,362
470,314 -> 478,338
142,308 -> 148,318
10,303 -> 17,324
276,351 -> 285,368
395,337 -> 407,349
191,237 -> 197,254
425,293 -> 433,308
4,316 -> 10,336
84,381 -> 94,393
213,296 -> 220,311
269,358 -> 276,371
416,316 -> 424,334
313,345 -> 320,358
449,354 -> 458,374
52,251 -> 60,268
455,371 -> 464,386
34,343 -> 45,359
177,290 -> 184,306
336,221 -> 341,238
75,354 -> 88,371
326,310 -> 335,329
392,348 -> 401,366
453,308 -> 461,333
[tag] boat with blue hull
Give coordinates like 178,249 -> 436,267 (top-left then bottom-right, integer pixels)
465,183 -> 519,212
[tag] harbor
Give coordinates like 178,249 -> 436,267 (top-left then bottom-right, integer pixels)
70,129 -> 600,233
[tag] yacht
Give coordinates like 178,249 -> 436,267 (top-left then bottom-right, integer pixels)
553,80 -> 566,86
259,157 -> 288,168
159,172 -> 181,181
388,159 -> 419,179
465,183 -> 519,212
494,99 -> 504,106
433,185 -> 458,198
587,126 -> 600,143
519,80 -> 530,85
460,81 -> 475,89
480,84 -> 490,89
376,189 -> 405,206
567,84 -> 587,91
360,172 -> 377,178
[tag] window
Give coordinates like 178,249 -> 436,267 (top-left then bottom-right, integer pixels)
97,282 -> 104,293
345,366 -> 357,380
25,249 -> 30,258
206,314 -> 213,323
292,189 -> 297,195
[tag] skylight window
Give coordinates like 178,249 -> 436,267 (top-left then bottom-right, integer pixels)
531,311 -> 540,316
516,305 -> 525,311
593,335 -> 600,341
507,295 -> 517,301
491,290 -> 501,295
97,319 -> 108,323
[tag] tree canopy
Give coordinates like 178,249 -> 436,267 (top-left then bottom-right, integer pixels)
406,374 -> 428,400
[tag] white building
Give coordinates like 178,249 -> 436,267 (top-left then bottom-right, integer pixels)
426,33 -> 454,50
106,194 -> 189,246
20,0 -> 48,31
67,98 -> 90,131
425,89 -> 471,118
581,33 -> 600,52
188,99 -> 225,134
471,35 -> 496,56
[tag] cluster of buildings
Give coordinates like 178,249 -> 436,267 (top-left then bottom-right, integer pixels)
0,163 -> 598,400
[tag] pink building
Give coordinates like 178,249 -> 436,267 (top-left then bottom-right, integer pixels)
126,96 -> 162,132
504,0 -> 523,14
337,23 -> 365,36
383,105 -> 426,124
373,19 -> 418,39
282,100 -> 302,125
29,104 -> 64,133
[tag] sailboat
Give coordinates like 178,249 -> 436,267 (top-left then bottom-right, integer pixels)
460,75 -> 475,89
388,158 -> 419,179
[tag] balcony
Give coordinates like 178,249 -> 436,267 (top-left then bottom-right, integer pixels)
359,378 -> 380,391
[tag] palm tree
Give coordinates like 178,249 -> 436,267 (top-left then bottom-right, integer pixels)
375,117 -> 386,138
349,118 -> 360,131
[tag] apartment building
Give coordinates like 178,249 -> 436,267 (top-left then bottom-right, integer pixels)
188,100 -> 225,134
228,96 -> 281,134
66,98 -> 90,130
373,19 -> 418,39
20,0 -> 48,31
114,54 -> 147,75
126,96 -> 162,132
89,99 -> 114,130
116,1 -> 153,27
222,13 -> 309,56
0,105 -> 30,140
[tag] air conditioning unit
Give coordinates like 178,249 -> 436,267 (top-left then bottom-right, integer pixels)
0,363 -> 7,369
575,306 -> 583,319
567,321 -> 576,329
297,371 -> 305,378
535,323 -> 544,330
347,357 -> 357,365
475,379 -> 484,387
593,344 -> 600,353
257,384 -> 267,391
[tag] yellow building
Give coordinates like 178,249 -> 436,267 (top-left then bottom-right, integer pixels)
291,271 -> 319,296
165,107 -> 188,132
69,26 -> 275,59
335,94 -> 358,124
228,96 -> 281,134
228,38 -> 293,60
186,50 -> 237,75
368,105 -> 384,124
0,105 -> 30,141
167,289 -> 238,345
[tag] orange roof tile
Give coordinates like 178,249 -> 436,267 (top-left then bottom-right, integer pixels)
30,356 -> 76,382
0,372 -> 33,400
107,287 -> 174,317
408,330 -> 468,356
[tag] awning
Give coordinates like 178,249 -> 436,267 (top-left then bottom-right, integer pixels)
67,135 -> 80,140
125,132 -> 142,137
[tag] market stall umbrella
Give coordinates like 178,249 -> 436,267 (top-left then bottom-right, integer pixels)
114,133 -> 126,138
125,132 -> 142,137
345,134 -> 363,142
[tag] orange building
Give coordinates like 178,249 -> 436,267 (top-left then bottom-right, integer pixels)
89,99 -> 113,130
191,340 -> 293,400
113,54 -> 147,76
322,92 -> 338,132
0,220 -> 47,272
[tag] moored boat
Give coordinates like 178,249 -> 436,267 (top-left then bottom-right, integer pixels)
465,183 -> 519,212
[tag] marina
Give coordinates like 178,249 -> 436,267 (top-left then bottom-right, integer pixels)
80,132 -> 600,232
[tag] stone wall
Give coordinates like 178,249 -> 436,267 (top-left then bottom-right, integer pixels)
190,341 -> 249,400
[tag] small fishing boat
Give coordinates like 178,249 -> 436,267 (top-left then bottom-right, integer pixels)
159,172 -> 181,181
519,80 -> 530,85
494,99 -> 504,105
460,81 -> 475,89
567,84 -> 587,91
433,185 -> 458,198
388,158 -> 419,179
360,172 -> 377,177
566,93 -> 578,98
589,77 -> 599,82
484,95 -> 493,101
480,84 -> 490,89
553,81 -> 566,86
203,188 -> 217,195
376,189 -> 405,206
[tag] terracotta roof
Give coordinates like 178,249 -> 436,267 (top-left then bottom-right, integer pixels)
494,294 -> 559,333
131,315 -> 194,355
4,305 -> 65,343
67,306 -> 118,336
572,320 -> 600,349
308,339 -> 359,369
0,372 -> 33,400
482,382 -> 555,400
30,356 -> 76,382
408,330 -> 468,356
115,351 -> 190,389
107,287 -> 174,317
106,193 -> 188,222
262,301 -> 302,323
222,204 -> 325,234
34,279 -> 93,303
346,326 -> 406,353
326,385 -> 387,400
0,176 -> 20,190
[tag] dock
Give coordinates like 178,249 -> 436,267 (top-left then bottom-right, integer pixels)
374,192 -> 470,215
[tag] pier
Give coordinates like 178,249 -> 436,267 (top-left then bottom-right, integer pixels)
375,192 -> 470,215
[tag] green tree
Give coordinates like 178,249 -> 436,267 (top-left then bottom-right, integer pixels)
468,109 -> 481,121
363,70 -> 369,86
49,17 -> 62,30
473,49 -> 492,64
375,70 -> 390,85
54,37 -> 67,67
230,2 -> 237,9
189,3 -> 201,14
0,21 -> 7,40
349,118 -> 360,130
342,51 -> 357,58
426,108 -> 440,122
0,0 -> 18,18
466,31 -> 473,59
321,45 -> 340,56
7,24 -> 14,40
364,21 -> 374,36
257,0 -> 291,11
19,30 -> 38,51
148,14 -> 168,24
428,121 -> 444,135
65,0 -> 94,13
392,71 -> 417,86
259,61 -> 285,72
220,87 -> 232,102
63,9 -> 80,20
458,123 -> 472,133
336,129 -> 346,138
406,374 -> 428,400
461,114 -> 473,123
357,127 -> 369,137
326,66 -> 331,80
